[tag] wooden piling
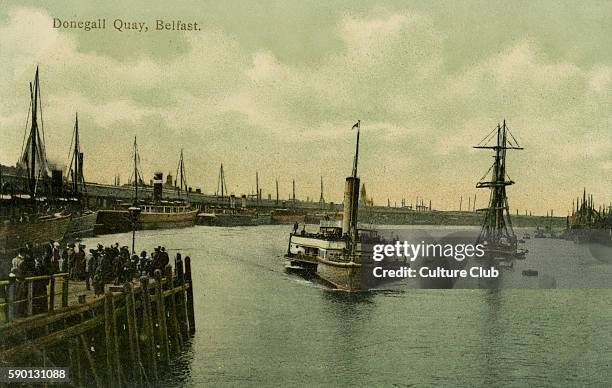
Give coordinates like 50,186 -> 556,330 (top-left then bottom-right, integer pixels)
68,341 -> 76,386
111,292 -> 123,388
124,282 -> 144,386
154,270 -> 171,365
80,334 -> 103,388
140,276 -> 158,381
72,337 -> 82,386
176,255 -> 189,339
104,292 -> 116,386
167,268 -> 183,350
184,256 -> 196,334
0,254 -> 196,384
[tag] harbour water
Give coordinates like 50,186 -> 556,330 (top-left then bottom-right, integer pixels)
82,225 -> 612,387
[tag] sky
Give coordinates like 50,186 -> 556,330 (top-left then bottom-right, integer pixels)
0,0 -> 610,214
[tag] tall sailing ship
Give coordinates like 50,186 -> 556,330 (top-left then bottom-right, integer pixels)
474,120 -> 527,260
94,140 -> 197,235
0,68 -> 71,272
285,121 -> 386,291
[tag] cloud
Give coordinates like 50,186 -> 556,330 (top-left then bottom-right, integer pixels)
0,6 -> 609,212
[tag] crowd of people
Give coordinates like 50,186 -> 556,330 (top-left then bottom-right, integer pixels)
10,240 -> 172,296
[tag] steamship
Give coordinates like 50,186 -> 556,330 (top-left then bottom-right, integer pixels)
94,144 -> 197,235
285,121 -> 389,291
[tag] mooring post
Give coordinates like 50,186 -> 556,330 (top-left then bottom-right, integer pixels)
167,267 -> 183,350
61,276 -> 69,308
104,292 -> 116,386
176,254 -> 189,338
80,334 -> 103,388
140,276 -> 158,381
6,275 -> 17,322
184,256 -> 196,334
68,341 -> 76,387
154,270 -> 171,365
48,276 -> 55,313
124,282 -> 143,386
124,284 -> 137,377
73,337 -> 82,387
110,293 -> 123,388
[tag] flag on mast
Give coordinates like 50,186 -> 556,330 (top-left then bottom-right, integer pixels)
352,120 -> 360,130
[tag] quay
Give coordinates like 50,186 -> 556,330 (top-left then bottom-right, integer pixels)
0,255 -> 196,386
1,165 -> 566,229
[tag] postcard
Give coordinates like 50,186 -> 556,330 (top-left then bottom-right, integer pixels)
0,1 -> 610,386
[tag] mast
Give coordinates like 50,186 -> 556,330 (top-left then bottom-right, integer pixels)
18,67 -> 51,206
133,136 -> 138,205
29,68 -> 40,204
74,113 -> 79,194
350,120 -> 361,237
179,150 -> 184,198
275,179 -> 279,205
352,120 -> 360,179
217,164 -> 227,201
256,171 -> 259,203
474,120 -> 523,247
176,148 -> 188,200
65,112 -> 88,205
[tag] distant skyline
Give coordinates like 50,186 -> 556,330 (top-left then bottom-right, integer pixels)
0,1 -> 610,214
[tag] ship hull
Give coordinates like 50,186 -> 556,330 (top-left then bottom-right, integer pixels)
66,211 -> 98,239
316,257 -> 363,291
287,234 -> 379,291
94,209 -> 198,235
0,214 -> 71,275
0,214 -> 71,252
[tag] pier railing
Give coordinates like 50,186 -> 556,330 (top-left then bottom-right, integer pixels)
0,272 -> 71,322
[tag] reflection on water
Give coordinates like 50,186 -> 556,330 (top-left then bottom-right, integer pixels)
82,225 -> 612,386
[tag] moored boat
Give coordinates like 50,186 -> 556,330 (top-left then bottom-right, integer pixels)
0,68 -> 72,273
95,204 -> 197,235
0,213 -> 71,253
94,142 -> 198,235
